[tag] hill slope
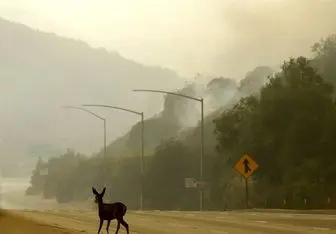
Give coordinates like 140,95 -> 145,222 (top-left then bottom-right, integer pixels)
0,17 -> 184,174
105,66 -> 275,158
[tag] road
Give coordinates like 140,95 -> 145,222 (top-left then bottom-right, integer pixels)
1,209 -> 336,234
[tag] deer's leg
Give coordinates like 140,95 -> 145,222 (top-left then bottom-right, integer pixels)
97,218 -> 104,234
120,218 -> 129,234
115,220 -> 120,234
106,220 -> 111,233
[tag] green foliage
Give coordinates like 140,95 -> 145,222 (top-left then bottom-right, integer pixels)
144,140 -> 199,210
25,157 -> 47,195
27,34 -> 336,210
214,56 -> 336,208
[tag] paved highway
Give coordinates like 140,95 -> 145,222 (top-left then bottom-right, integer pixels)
2,177 -> 332,233
1,209 -> 335,233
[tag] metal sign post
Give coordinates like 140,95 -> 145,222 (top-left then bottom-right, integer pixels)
234,154 -> 259,209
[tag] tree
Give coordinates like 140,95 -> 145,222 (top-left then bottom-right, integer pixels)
214,56 -> 336,208
26,34 -> 336,210
26,157 -> 47,195
144,139 -> 199,210
312,34 -> 336,89
42,149 -> 84,201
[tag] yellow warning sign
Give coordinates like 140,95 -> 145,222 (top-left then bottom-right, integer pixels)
234,154 -> 258,178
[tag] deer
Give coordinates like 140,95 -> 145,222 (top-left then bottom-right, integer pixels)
92,187 -> 129,234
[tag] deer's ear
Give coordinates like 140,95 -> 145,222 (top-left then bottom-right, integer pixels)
92,187 -> 98,195
101,187 -> 106,196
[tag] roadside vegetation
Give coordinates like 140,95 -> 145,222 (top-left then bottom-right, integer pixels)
27,35 -> 336,210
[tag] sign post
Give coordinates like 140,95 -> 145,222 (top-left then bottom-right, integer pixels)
184,178 -> 197,188
234,154 -> 259,209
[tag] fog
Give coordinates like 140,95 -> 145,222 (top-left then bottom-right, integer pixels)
0,177 -> 74,210
1,0 -> 335,78
0,0 -> 335,176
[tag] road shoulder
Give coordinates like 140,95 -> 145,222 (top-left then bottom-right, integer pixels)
0,209 -> 84,234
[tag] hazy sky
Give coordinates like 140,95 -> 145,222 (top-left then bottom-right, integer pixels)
0,0 -> 336,161
1,0 -> 335,79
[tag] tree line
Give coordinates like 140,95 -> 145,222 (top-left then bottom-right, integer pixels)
27,34 -> 336,210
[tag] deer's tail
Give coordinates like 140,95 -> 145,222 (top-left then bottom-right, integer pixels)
122,204 -> 127,216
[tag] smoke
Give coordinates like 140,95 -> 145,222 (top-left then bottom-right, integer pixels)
212,0 -> 336,79
170,0 -> 336,129
172,75 -> 240,132
0,0 -> 335,162
2,0 -> 335,79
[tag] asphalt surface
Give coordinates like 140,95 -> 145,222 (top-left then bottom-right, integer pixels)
1,209 -> 336,234
2,178 -> 336,233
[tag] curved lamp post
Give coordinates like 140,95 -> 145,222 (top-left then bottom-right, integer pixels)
62,106 -> 107,160
62,106 -> 108,190
132,89 -> 204,211
82,104 -> 145,211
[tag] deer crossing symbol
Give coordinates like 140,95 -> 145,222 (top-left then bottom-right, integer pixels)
242,158 -> 251,174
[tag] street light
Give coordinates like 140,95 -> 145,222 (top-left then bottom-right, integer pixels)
0,141 -> 3,210
133,89 -> 205,211
82,104 -> 145,211
62,106 -> 107,160
62,106 -> 108,189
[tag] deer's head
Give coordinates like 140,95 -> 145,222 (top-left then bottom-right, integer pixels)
92,187 -> 106,204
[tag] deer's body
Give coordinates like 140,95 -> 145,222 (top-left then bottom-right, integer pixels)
98,201 -> 127,220
92,187 -> 129,234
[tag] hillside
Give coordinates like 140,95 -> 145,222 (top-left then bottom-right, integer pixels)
0,17 -> 185,174
0,17 -> 276,178
104,66 -> 275,158
25,28 -> 336,210
105,83 -> 200,157
26,63 -> 276,205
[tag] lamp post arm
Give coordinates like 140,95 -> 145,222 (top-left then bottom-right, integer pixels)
82,104 -> 142,116
62,106 -> 105,120
133,89 -> 202,102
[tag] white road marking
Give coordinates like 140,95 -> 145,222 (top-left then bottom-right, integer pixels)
319,217 -> 336,220
185,213 -> 195,217
192,211 -> 201,214
210,230 -> 229,234
312,227 -> 330,231
168,222 -> 188,227
255,220 -> 267,224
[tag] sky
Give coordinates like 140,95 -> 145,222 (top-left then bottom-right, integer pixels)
0,0 -> 335,161
0,0 -> 334,79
